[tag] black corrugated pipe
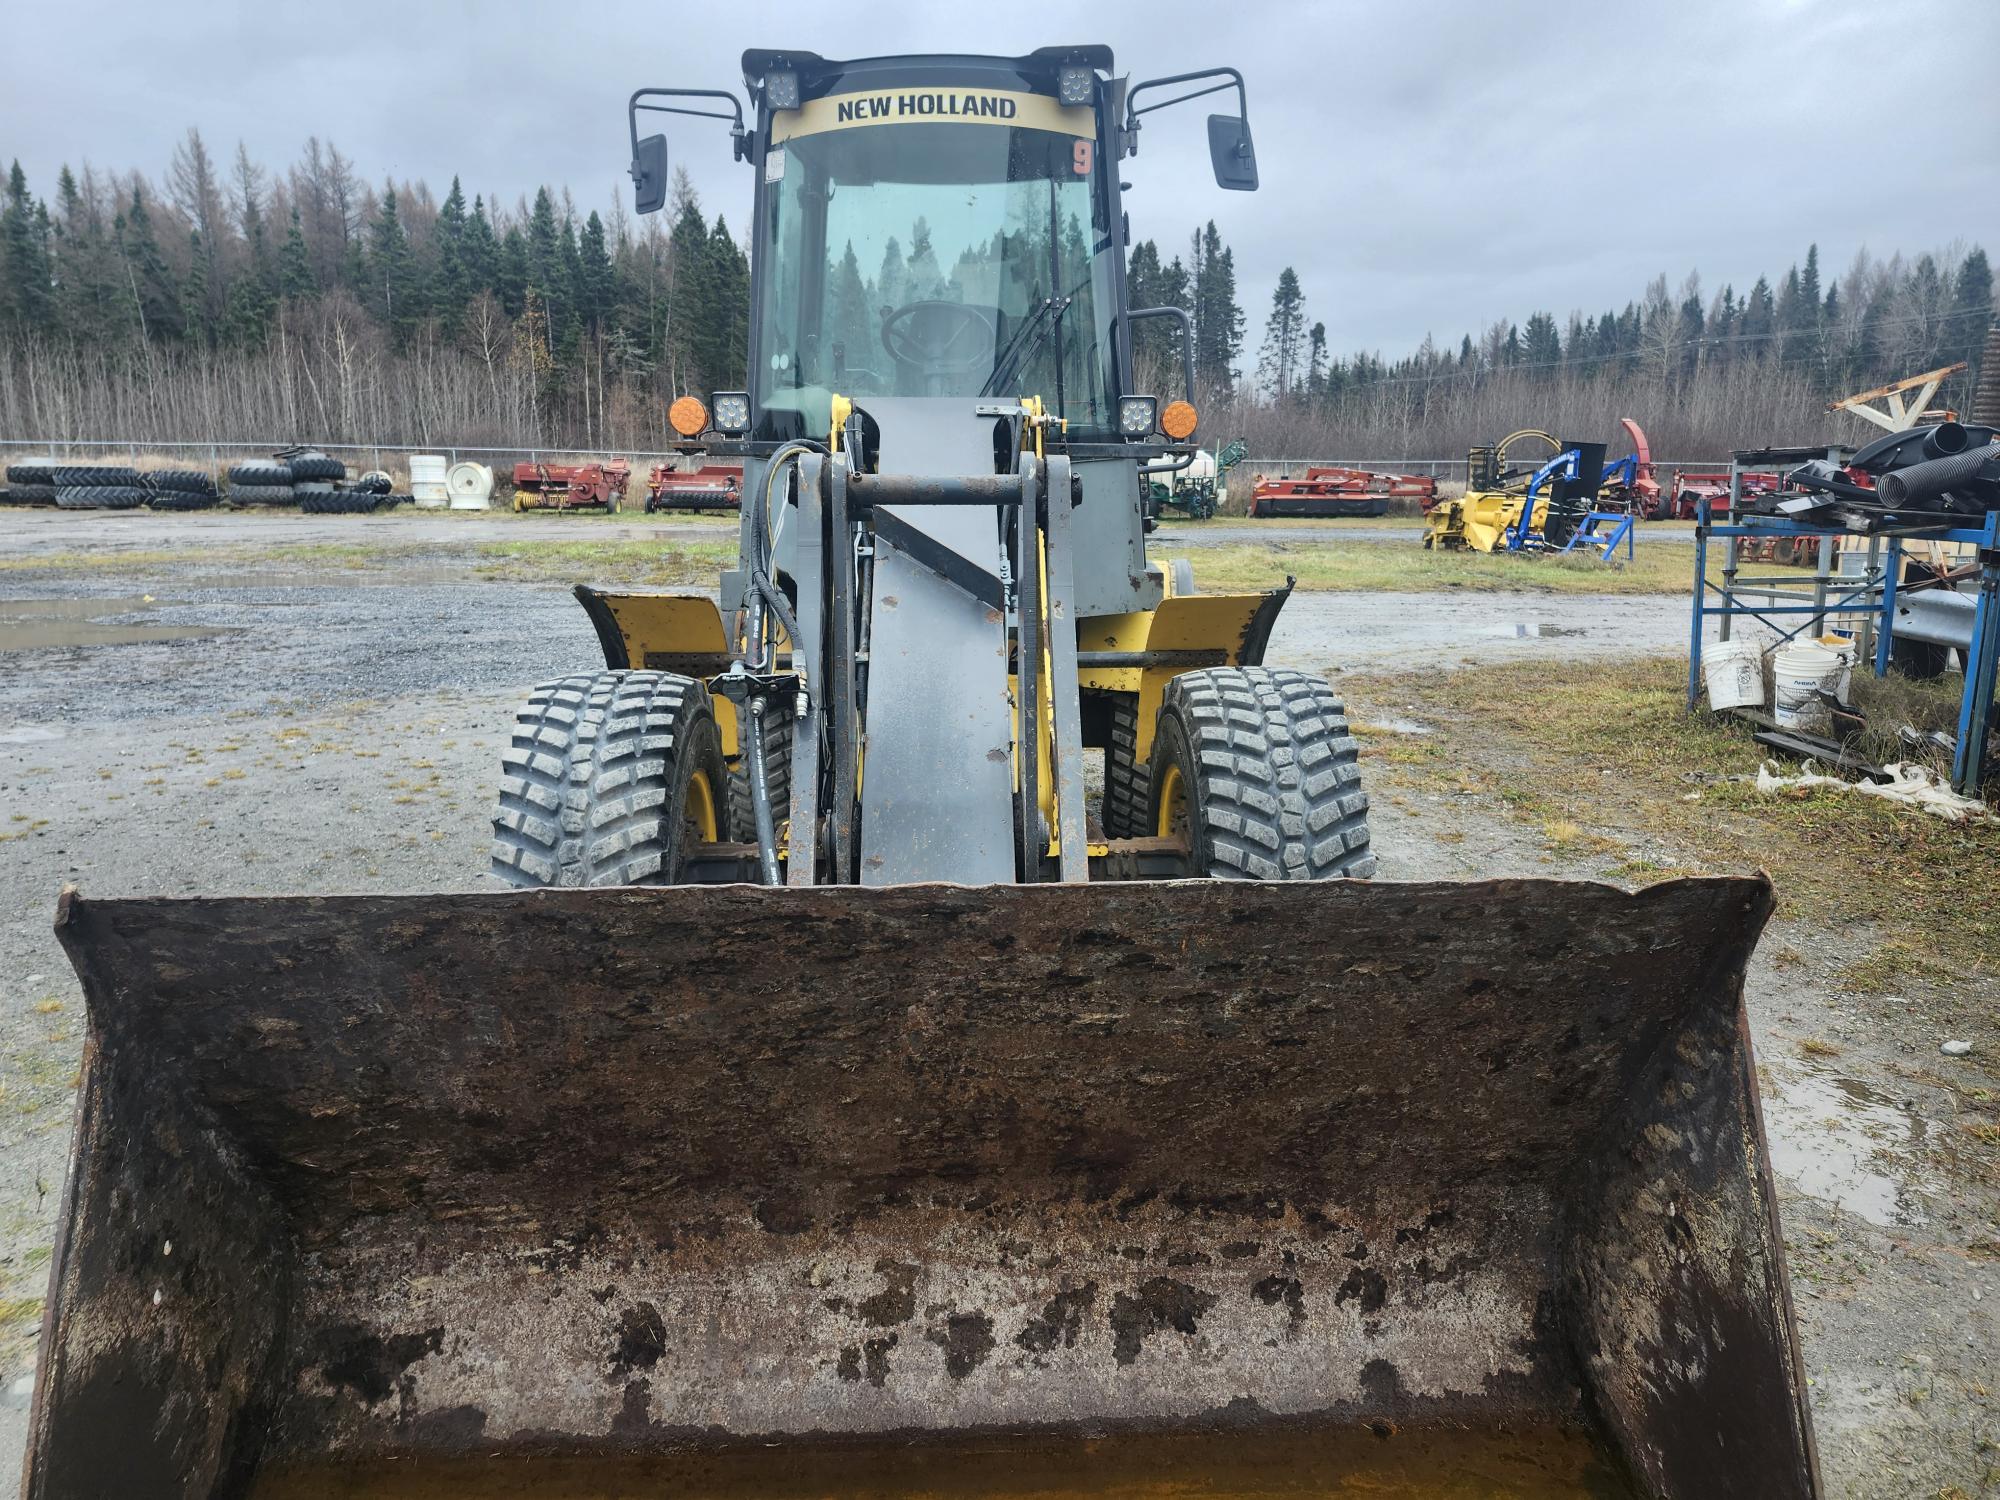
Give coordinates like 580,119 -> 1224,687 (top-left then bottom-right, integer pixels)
1877,446 -> 2000,506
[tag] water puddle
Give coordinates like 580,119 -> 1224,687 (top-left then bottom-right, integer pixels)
0,724 -> 64,745
1484,622 -> 1585,639
1760,1061 -> 1937,1227
0,596 -> 240,651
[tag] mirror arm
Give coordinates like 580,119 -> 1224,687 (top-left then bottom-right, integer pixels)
1123,67 -> 1250,155
628,87 -> 753,166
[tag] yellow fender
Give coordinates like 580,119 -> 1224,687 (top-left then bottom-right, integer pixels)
1077,584 -> 1292,763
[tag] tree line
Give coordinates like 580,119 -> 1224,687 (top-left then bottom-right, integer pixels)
0,132 -> 748,448
1228,242 -> 1993,457
0,127 -> 1990,457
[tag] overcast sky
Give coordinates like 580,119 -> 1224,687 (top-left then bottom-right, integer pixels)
5,0 -> 1996,359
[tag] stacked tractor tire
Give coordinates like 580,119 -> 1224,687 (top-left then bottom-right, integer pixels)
3,461 -> 220,510
3,450 -> 410,513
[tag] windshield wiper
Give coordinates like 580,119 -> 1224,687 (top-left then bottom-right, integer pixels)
979,295 -> 1069,399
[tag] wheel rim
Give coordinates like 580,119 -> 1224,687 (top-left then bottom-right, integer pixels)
686,769 -> 720,843
1155,761 -> 1186,840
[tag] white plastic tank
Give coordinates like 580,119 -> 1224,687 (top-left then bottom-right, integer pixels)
446,462 -> 495,510
410,455 -> 449,509
1175,447 -> 1219,493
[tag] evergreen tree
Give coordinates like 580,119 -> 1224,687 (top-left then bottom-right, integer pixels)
368,185 -> 420,342
698,216 -> 749,389
463,194 -> 499,300
665,198 -> 711,388
1,162 -> 57,335
181,229 -> 211,344
1255,265 -> 1306,400
1949,246 -> 1992,371
279,206 -> 314,299
53,166 -> 119,344
578,210 -> 614,333
113,185 -> 178,341
497,224 -> 530,315
1521,310 -> 1561,370
432,176 -> 470,324
1191,221 -> 1242,393
1741,276 -> 1775,348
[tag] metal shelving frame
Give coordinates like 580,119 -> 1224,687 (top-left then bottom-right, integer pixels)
1687,446 -> 2000,796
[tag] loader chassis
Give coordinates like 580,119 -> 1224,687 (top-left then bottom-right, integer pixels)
547,47 -> 1372,886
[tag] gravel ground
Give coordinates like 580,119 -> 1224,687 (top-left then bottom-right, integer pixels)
0,530 -> 1992,1497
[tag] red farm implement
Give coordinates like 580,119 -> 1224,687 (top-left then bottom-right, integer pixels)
1657,469 -> 1780,521
645,462 -> 744,512
510,460 -> 632,512
1248,466 -> 1438,518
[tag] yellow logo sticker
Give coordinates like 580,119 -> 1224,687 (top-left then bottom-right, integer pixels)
771,87 -> 1094,142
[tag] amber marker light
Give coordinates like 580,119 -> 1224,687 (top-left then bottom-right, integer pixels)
669,396 -> 710,437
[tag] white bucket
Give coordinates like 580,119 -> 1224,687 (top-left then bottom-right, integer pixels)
1814,635 -> 1856,704
1703,638 -> 1765,711
410,454 -> 449,509
1772,641 -> 1843,731
447,462 -> 495,510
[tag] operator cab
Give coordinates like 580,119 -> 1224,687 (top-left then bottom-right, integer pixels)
627,47 -> 1258,454
750,57 -> 1119,442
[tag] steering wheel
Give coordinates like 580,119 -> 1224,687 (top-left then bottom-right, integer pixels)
879,300 -> 997,373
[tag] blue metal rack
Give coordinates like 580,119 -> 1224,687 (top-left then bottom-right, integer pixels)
1689,497 -> 1999,797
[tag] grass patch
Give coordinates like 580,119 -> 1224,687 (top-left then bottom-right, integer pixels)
1183,539 -> 1703,595
1340,654 -> 2000,982
470,539 -> 737,585
0,541 -> 417,574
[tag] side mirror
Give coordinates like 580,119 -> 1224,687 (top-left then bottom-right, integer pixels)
631,134 -> 669,215
1207,115 -> 1258,191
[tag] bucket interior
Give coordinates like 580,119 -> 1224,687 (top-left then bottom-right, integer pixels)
31,879 -> 1817,1499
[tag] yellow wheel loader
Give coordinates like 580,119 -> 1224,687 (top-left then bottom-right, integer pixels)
30,47 -> 1820,1500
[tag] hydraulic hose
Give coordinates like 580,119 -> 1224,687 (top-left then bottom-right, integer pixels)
745,696 -> 782,885
736,440 -> 825,884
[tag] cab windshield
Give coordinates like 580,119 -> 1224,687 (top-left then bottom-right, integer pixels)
754,106 -> 1118,440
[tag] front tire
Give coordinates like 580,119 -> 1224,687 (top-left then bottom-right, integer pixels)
1148,667 -> 1374,880
491,670 -> 726,888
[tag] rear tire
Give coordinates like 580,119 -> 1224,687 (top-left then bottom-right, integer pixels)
144,469 -> 218,496
227,484 -> 295,505
52,465 -> 142,488
288,454 -> 346,482
1148,666 -> 1374,880
726,699 -> 793,843
56,485 -> 146,510
1102,693 -> 1148,839
491,670 -> 727,888
146,490 -> 218,511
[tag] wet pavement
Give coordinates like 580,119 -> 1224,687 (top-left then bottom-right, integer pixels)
0,579 -> 1695,727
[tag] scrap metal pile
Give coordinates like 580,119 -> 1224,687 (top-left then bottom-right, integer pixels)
1770,421 -> 2000,531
